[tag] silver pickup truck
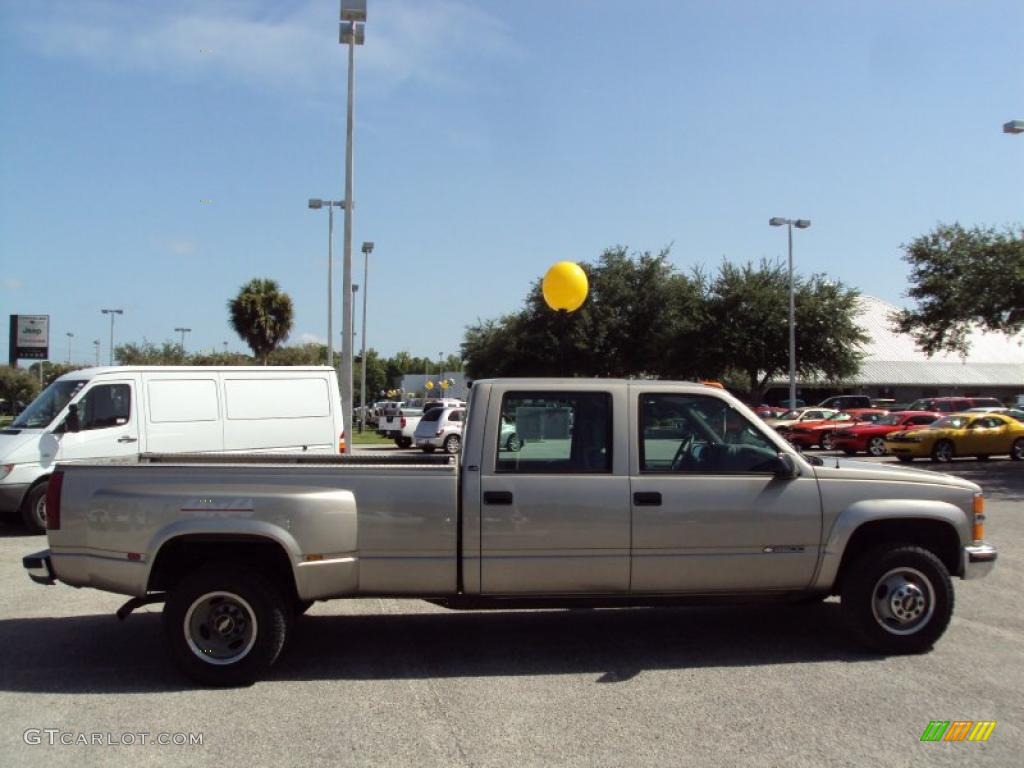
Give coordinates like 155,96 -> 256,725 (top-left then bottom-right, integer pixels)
23,378 -> 997,686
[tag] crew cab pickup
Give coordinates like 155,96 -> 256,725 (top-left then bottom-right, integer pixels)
23,379 -> 997,686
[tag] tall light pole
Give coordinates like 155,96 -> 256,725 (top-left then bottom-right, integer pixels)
308,198 -> 346,368
174,327 -> 192,351
101,309 -> 123,366
66,332 -> 74,364
93,339 -> 100,366
339,0 -> 367,435
359,241 -> 374,432
768,218 -> 811,409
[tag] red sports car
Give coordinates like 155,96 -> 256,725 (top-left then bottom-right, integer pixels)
783,409 -> 891,450
831,411 -> 942,456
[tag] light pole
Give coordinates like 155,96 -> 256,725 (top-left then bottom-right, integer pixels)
359,241 -> 374,432
101,309 -> 123,366
339,0 -> 367,436
768,218 -> 811,409
308,198 -> 346,368
1003,120 -> 1024,134
174,327 -> 192,351
66,332 -> 74,363
93,339 -> 100,366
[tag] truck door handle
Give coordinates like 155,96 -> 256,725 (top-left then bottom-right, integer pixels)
633,492 -> 662,506
484,491 -> 514,505
117,436 -> 138,444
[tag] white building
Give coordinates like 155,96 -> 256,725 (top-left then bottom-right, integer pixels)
769,296 -> 1024,403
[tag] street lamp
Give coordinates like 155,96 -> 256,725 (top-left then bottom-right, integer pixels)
338,0 -> 367,436
358,241 -> 374,432
308,198 -> 346,368
66,332 -> 74,363
93,339 -> 100,366
1003,120 -> 1024,134
101,309 -> 124,365
174,327 -> 192,351
768,217 -> 811,409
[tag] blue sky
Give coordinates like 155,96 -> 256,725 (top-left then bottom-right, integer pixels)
1,0 -> 1022,365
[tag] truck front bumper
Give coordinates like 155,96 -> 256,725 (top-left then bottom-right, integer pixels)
23,549 -> 56,585
963,542 -> 998,580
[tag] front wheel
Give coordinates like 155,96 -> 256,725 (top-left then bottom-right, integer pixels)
443,434 -> 461,454
868,436 -> 887,457
506,434 -> 523,452
395,437 -> 412,449
163,565 -> 288,686
820,432 -> 836,451
841,544 -> 953,654
20,482 -> 48,534
931,439 -> 954,463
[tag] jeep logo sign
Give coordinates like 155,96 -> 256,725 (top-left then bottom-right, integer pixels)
9,314 -> 50,363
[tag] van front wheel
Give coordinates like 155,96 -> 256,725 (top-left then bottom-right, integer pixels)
20,482 -> 48,534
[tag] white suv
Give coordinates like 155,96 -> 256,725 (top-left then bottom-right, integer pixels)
414,407 -> 465,453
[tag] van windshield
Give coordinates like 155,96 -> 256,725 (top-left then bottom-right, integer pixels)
11,379 -> 88,429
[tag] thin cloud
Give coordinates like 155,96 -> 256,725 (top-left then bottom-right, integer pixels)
15,0 -> 521,98
299,332 -> 325,345
162,239 -> 197,256
3,278 -> 23,290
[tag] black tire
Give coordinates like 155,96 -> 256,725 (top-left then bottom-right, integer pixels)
20,482 -> 48,534
421,446 -> 436,454
443,434 -> 461,454
506,434 -> 523,452
841,544 -> 953,654
867,436 -> 887,458
896,456 -> 914,463
931,439 -> 954,463
163,565 -> 288,687
396,437 -> 412,449
820,432 -> 836,451
1012,438 -> 1024,461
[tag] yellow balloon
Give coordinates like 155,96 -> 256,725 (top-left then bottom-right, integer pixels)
426,380 -> 434,390
542,261 -> 589,312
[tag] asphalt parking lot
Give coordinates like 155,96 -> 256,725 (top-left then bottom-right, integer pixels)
0,453 -> 1020,767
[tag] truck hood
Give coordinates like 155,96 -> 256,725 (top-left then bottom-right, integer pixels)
811,457 -> 980,493
0,429 -> 44,464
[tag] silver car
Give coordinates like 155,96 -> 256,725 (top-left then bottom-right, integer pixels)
414,407 -> 465,453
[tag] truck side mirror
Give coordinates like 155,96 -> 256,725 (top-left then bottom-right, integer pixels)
770,452 -> 799,478
65,403 -> 80,433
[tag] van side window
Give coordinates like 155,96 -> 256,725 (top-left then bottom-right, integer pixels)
78,384 -> 131,430
496,392 -> 612,474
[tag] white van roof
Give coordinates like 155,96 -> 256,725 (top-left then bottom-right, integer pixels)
59,365 -> 335,379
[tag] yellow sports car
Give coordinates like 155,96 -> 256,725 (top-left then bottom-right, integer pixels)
884,412 -> 1024,463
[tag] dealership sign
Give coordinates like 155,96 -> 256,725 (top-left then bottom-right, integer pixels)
8,314 -> 50,363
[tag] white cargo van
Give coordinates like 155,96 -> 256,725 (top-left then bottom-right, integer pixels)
0,366 -> 343,532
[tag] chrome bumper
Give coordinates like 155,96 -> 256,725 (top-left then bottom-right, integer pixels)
23,549 -> 56,586
962,543 -> 998,580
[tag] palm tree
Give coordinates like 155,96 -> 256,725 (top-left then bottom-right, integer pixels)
228,278 -> 294,364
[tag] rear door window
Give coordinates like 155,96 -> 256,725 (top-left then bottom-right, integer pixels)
496,392 -> 611,473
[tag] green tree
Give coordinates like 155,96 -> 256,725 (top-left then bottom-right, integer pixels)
228,278 -> 295,364
26,362 -> 88,387
0,365 -> 41,416
115,341 -> 189,365
355,348 -> 388,403
704,259 -> 868,401
893,223 -> 1024,355
266,342 -> 325,366
462,247 -> 705,378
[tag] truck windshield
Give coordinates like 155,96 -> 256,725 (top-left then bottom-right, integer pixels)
11,379 -> 88,429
